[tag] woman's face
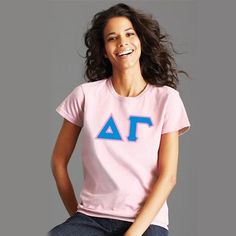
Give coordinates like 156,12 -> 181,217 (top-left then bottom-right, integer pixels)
103,16 -> 141,71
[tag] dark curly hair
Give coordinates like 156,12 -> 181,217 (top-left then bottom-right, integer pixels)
82,3 -> 191,89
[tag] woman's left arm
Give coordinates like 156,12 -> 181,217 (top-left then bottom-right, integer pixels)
124,131 -> 179,236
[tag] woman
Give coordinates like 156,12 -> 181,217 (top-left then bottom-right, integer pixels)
49,3 -> 191,236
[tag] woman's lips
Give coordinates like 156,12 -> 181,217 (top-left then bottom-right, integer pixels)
116,49 -> 134,58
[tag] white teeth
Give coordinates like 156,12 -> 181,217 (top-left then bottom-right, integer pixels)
117,49 -> 133,56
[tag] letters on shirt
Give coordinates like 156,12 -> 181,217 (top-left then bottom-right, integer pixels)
97,115 -> 153,142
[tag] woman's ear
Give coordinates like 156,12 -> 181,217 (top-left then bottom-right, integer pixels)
103,48 -> 108,58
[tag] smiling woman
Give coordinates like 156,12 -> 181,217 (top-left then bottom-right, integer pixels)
49,3 -> 191,236
83,3 -> 191,88
103,17 -> 142,75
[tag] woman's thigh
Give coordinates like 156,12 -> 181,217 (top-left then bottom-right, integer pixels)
48,212 -> 169,236
143,224 -> 169,236
48,212 -> 111,236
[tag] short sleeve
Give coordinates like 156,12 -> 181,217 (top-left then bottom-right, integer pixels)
161,91 -> 191,136
56,85 -> 84,127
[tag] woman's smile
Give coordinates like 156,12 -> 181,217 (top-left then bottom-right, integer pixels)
116,48 -> 135,59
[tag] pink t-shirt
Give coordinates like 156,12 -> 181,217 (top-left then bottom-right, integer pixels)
56,78 -> 191,230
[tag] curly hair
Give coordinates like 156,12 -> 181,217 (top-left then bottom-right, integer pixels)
83,3 -> 191,89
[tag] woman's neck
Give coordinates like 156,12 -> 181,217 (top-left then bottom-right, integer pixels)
111,70 -> 147,97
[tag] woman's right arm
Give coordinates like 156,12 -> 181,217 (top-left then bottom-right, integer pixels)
51,118 -> 82,216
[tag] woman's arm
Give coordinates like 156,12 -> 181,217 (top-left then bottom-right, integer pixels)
51,119 -> 82,216
125,131 -> 179,236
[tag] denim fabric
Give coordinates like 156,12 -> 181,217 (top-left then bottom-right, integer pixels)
48,212 -> 168,236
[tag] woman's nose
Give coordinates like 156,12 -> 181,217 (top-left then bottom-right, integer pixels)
117,37 -> 128,47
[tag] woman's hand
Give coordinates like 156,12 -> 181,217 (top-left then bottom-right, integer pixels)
124,230 -> 142,236
124,233 -> 140,236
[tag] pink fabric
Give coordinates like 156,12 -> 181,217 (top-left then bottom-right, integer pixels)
56,78 -> 191,230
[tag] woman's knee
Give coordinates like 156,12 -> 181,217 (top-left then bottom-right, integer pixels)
48,225 -> 64,236
143,225 -> 169,236
48,223 -> 78,236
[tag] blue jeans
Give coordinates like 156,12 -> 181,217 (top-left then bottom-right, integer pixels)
48,212 -> 168,236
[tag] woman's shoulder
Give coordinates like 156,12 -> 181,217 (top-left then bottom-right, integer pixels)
150,84 -> 179,97
73,79 -> 107,92
80,79 -> 106,89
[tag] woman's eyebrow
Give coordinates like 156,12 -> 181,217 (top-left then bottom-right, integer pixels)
105,27 -> 134,38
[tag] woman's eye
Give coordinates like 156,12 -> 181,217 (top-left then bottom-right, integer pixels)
127,32 -> 135,36
107,32 -> 135,41
108,37 -> 116,41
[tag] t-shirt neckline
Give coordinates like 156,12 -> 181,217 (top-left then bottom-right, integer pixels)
107,77 -> 150,101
